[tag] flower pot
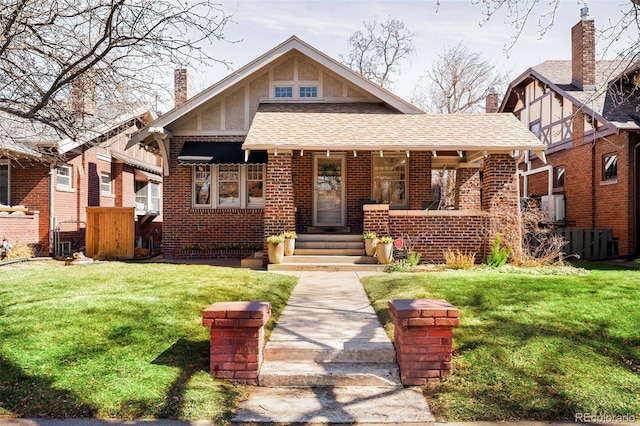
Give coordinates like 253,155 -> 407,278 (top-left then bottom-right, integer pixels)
284,238 -> 295,256
268,242 -> 285,264
365,238 -> 377,257
376,243 -> 393,264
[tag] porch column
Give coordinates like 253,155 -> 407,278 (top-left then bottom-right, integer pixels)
482,153 -> 522,259
264,150 -> 295,258
454,167 -> 481,210
408,151 -> 432,210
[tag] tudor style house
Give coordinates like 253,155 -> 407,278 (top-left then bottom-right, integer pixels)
0,99 -> 163,257
501,15 -> 640,258
129,36 -> 545,263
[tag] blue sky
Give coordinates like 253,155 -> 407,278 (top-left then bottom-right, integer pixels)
188,0 -> 636,102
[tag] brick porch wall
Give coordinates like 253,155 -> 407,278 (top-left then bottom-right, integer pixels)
455,168 -> 481,210
264,151 -> 295,258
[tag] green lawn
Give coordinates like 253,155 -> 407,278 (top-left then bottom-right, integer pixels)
0,261 -> 296,422
361,263 -> 640,421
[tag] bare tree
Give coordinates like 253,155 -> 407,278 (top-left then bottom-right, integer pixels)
340,16 -> 415,89
412,42 -> 507,114
0,0 -> 233,146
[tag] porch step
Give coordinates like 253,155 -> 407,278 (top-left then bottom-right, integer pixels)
294,248 -> 366,256
307,226 -> 351,233
264,341 -> 397,363
280,255 -> 376,264
295,233 -> 365,256
268,256 -> 385,272
259,360 -> 402,388
297,233 -> 363,242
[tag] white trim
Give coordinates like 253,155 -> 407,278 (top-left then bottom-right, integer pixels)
100,172 -> 112,195
56,165 -> 72,189
96,153 -> 112,163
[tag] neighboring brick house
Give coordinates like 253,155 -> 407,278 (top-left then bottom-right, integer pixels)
0,103 -> 163,257
129,36 -> 545,262
501,15 -> 640,258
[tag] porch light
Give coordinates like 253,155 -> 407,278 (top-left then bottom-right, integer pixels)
244,149 -> 249,162
353,150 -> 357,157
432,150 -> 437,157
406,150 -> 410,158
380,150 -> 383,157
483,151 -> 488,158
457,150 -> 463,157
274,148 -> 278,156
326,149 -> 330,157
300,149 -> 304,156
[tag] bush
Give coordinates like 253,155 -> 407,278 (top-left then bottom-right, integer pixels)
266,235 -> 285,245
443,249 -> 476,269
484,233 -> 510,267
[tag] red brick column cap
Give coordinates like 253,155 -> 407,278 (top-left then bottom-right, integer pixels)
202,301 -> 271,327
389,299 -> 460,320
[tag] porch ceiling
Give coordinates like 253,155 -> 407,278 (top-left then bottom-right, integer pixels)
243,109 -> 547,159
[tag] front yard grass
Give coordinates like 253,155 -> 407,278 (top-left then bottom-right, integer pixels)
361,262 -> 640,421
0,261 -> 296,422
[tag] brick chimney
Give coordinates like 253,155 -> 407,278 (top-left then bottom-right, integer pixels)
174,68 -> 192,108
485,87 -> 500,113
571,12 -> 596,90
71,76 -> 96,117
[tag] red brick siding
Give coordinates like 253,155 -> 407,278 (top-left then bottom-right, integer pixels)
0,213 -> 41,253
408,151 -> 432,210
346,151 -> 374,233
264,151 -> 295,257
455,168 -> 481,210
291,152 -> 313,231
571,19 -> 595,88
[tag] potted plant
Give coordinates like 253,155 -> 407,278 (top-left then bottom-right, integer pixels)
362,231 -> 377,257
282,231 -> 298,256
376,236 -> 394,264
266,234 -> 285,264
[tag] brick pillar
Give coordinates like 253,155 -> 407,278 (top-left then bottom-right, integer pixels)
202,301 -> 271,385
363,204 -> 390,237
264,151 -> 295,259
455,167 -> 481,210
482,153 -> 521,260
408,151 -> 432,210
389,299 -> 460,385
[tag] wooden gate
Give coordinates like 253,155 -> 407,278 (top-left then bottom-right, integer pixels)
86,207 -> 135,259
553,227 -> 618,260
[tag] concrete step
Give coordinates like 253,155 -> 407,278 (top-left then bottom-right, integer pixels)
282,255 -> 377,264
294,248 -> 366,256
297,233 -> 362,242
268,263 -> 387,272
307,226 -> 351,233
264,341 -> 397,363
296,241 -> 364,249
232,386 -> 434,424
259,361 -> 402,387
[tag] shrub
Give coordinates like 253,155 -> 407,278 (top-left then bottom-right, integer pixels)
266,235 -> 285,245
484,233 -> 511,267
362,231 -> 377,240
281,231 -> 297,240
443,249 -> 476,269
378,236 -> 394,244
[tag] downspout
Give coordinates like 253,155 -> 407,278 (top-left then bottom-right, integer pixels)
49,164 -> 55,256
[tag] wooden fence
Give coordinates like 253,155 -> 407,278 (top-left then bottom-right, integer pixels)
553,227 -> 618,260
86,207 -> 135,259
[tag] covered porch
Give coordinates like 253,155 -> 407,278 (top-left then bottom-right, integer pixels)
243,106 -> 546,263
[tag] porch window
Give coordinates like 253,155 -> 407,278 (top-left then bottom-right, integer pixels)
192,164 -> 265,209
56,165 -> 72,188
372,154 -> 407,205
0,162 -> 8,205
603,153 -> 617,180
101,173 -> 112,195
135,181 -> 160,213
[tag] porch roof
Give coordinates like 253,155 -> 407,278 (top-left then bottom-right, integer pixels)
243,108 -> 547,157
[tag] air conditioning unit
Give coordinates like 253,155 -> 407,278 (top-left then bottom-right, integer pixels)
540,195 -> 565,223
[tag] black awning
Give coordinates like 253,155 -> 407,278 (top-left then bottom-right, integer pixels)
177,141 -> 268,166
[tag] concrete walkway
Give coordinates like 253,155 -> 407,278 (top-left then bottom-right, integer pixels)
232,271 -> 434,424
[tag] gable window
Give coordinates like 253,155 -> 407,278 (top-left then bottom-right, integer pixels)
603,153 -> 618,180
554,166 -> 565,189
101,173 -> 112,195
372,154 -> 407,205
530,121 -> 541,139
135,181 -> 160,213
299,86 -> 318,98
274,86 -> 293,98
56,165 -> 72,188
192,164 -> 265,209
0,162 -> 9,205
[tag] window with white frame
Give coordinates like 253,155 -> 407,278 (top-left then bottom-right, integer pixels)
56,165 -> 72,188
274,86 -> 293,98
101,173 -> 112,195
372,154 -> 407,205
0,162 -> 9,205
299,86 -> 318,98
192,164 -> 265,209
135,181 -> 160,213
603,153 -> 618,180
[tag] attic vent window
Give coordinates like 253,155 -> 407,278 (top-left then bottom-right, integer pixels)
299,86 -> 318,98
275,86 -> 293,98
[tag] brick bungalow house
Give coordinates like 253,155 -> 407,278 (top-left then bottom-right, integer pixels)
500,15 -> 640,258
128,36 -> 545,262
0,102 -> 163,257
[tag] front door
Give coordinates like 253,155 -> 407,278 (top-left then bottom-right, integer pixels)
313,154 -> 346,226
